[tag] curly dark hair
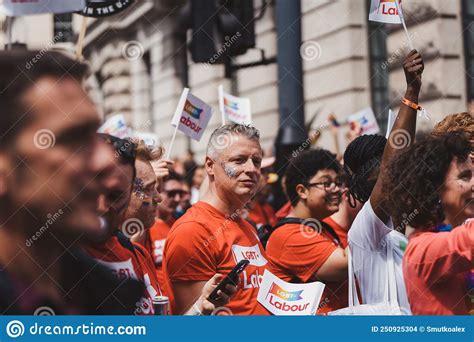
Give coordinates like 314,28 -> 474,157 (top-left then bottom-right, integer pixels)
285,149 -> 341,207
385,133 -> 471,229
343,135 -> 387,205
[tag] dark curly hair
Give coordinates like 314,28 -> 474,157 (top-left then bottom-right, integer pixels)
343,135 -> 387,205
285,149 -> 341,207
385,133 -> 471,229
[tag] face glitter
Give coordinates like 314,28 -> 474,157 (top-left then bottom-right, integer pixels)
221,162 -> 239,179
133,178 -> 146,200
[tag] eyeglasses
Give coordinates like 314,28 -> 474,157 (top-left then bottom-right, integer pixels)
306,181 -> 343,191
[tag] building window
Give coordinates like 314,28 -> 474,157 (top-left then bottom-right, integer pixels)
367,0 -> 390,131
462,0 -> 474,102
53,13 -> 73,42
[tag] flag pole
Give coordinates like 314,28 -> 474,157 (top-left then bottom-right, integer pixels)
75,15 -> 88,60
395,0 -> 414,50
218,85 -> 226,125
6,16 -> 13,50
166,124 -> 179,160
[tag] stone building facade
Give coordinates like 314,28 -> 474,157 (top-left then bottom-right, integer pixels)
2,0 -> 473,160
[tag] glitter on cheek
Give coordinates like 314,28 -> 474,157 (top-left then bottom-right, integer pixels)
133,178 -> 146,200
221,162 -> 239,179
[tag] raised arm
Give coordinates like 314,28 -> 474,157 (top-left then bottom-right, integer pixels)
370,50 -> 424,222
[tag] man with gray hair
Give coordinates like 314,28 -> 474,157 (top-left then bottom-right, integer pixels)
163,124 -> 269,315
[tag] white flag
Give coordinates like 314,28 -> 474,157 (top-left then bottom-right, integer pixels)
257,269 -> 325,316
0,0 -> 85,16
348,107 -> 380,135
219,85 -> 252,125
369,0 -> 403,24
385,109 -> 396,138
171,88 -> 213,142
98,114 -> 130,139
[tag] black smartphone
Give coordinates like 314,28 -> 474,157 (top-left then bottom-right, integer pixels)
207,260 -> 250,302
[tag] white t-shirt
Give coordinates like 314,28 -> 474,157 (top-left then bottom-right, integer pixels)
348,200 -> 411,314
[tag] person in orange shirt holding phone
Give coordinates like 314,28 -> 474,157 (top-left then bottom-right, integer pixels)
163,124 -> 268,315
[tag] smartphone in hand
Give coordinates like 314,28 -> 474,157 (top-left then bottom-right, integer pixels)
207,260 -> 249,303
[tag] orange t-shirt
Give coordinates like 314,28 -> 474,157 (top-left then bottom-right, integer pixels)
403,220 -> 474,315
163,201 -> 269,315
82,234 -> 161,315
147,219 -> 171,295
323,217 -> 348,248
275,201 -> 292,221
248,202 -> 277,227
265,222 -> 348,314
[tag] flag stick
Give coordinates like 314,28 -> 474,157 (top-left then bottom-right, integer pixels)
395,0 -> 414,50
75,16 -> 88,60
6,16 -> 13,50
166,125 -> 179,160
218,85 -> 226,125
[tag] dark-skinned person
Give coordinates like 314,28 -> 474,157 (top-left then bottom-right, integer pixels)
343,50 -> 424,313
326,174 -> 363,247
0,50 -> 142,314
163,124 -> 268,315
385,133 -> 473,315
265,149 -> 348,314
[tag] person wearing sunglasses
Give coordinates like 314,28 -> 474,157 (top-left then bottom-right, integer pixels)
265,149 -> 349,314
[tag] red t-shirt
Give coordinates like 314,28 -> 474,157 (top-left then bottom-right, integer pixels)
323,217 -> 348,248
403,220 -> 474,315
163,201 -> 269,315
147,219 -> 171,295
265,222 -> 348,314
248,202 -> 277,227
275,201 -> 292,221
82,235 -> 161,315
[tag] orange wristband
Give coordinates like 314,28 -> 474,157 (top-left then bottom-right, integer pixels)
402,98 -> 422,111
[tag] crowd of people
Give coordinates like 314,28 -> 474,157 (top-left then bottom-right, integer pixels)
0,48 -> 472,316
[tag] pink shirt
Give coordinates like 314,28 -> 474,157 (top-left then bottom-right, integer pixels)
403,220 -> 474,315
